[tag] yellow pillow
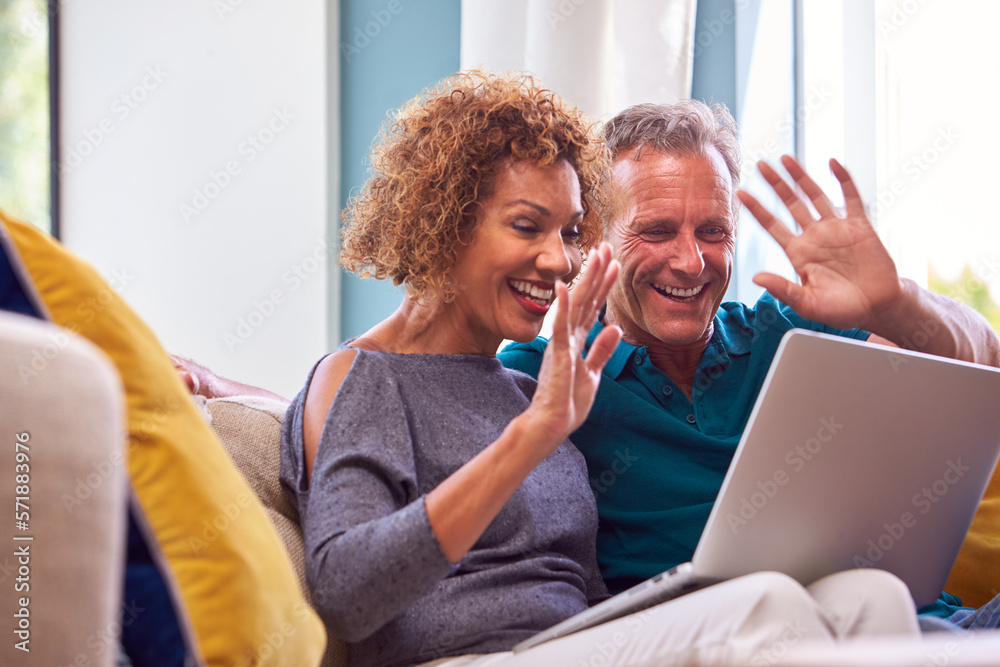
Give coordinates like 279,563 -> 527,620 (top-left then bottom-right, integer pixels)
0,210 -> 326,665
946,465 -> 1000,608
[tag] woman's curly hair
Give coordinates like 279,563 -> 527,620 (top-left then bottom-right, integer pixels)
340,69 -> 609,302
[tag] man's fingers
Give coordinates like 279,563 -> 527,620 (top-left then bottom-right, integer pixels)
829,158 -> 867,220
752,272 -> 802,307
780,155 -> 837,219
757,160 -> 817,228
737,190 -> 794,249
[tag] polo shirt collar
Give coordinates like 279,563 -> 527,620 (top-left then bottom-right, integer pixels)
588,306 -> 754,379
700,309 -> 754,370
586,315 -> 637,380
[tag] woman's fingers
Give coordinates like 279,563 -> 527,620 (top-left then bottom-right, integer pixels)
533,243 -> 621,434
573,247 -> 603,321
541,242 -> 620,406
549,280 -> 571,346
570,243 -> 617,330
594,247 -> 619,308
586,324 -> 622,374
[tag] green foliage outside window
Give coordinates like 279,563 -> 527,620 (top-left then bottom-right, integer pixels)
929,265 -> 1000,333
0,0 -> 50,232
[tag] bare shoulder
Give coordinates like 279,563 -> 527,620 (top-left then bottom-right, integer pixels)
303,348 -> 359,480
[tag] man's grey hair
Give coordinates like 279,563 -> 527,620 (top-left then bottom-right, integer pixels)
603,100 -> 742,218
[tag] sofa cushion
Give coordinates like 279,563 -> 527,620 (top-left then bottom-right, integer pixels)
947,466 -> 1000,608
207,396 -> 349,667
0,210 -> 326,666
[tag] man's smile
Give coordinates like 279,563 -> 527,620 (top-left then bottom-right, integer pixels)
652,282 -> 707,302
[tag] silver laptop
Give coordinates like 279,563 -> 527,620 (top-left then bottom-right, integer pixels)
515,329 -> 1000,652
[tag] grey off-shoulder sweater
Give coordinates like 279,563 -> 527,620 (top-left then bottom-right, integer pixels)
280,347 -> 608,667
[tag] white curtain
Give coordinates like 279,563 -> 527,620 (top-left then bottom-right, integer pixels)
460,0 -> 698,121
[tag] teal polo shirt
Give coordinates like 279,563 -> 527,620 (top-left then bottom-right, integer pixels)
499,292 -> 870,595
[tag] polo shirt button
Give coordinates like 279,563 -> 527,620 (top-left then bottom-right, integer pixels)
685,414 -> 697,425
662,385 -> 673,397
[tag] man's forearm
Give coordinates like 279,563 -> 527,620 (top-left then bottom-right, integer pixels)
171,354 -> 290,402
202,375 -> 290,403
867,278 -> 1000,366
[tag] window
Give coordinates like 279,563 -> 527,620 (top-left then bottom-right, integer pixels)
0,0 -> 55,234
797,0 -> 1000,329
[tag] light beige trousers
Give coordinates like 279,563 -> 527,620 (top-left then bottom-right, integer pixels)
418,569 -> 920,667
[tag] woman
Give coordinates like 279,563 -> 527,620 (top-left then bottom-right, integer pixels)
280,71 -> 919,667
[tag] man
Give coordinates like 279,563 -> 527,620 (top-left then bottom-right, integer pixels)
498,100 -> 1000,613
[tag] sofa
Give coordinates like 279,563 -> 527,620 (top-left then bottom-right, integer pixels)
7,309 -> 1000,667
0,309 -> 347,667
0,312 -> 127,667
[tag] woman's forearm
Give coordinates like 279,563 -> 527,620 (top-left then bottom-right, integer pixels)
424,414 -> 557,564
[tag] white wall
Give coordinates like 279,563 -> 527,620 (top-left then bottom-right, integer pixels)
59,0 -> 334,398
